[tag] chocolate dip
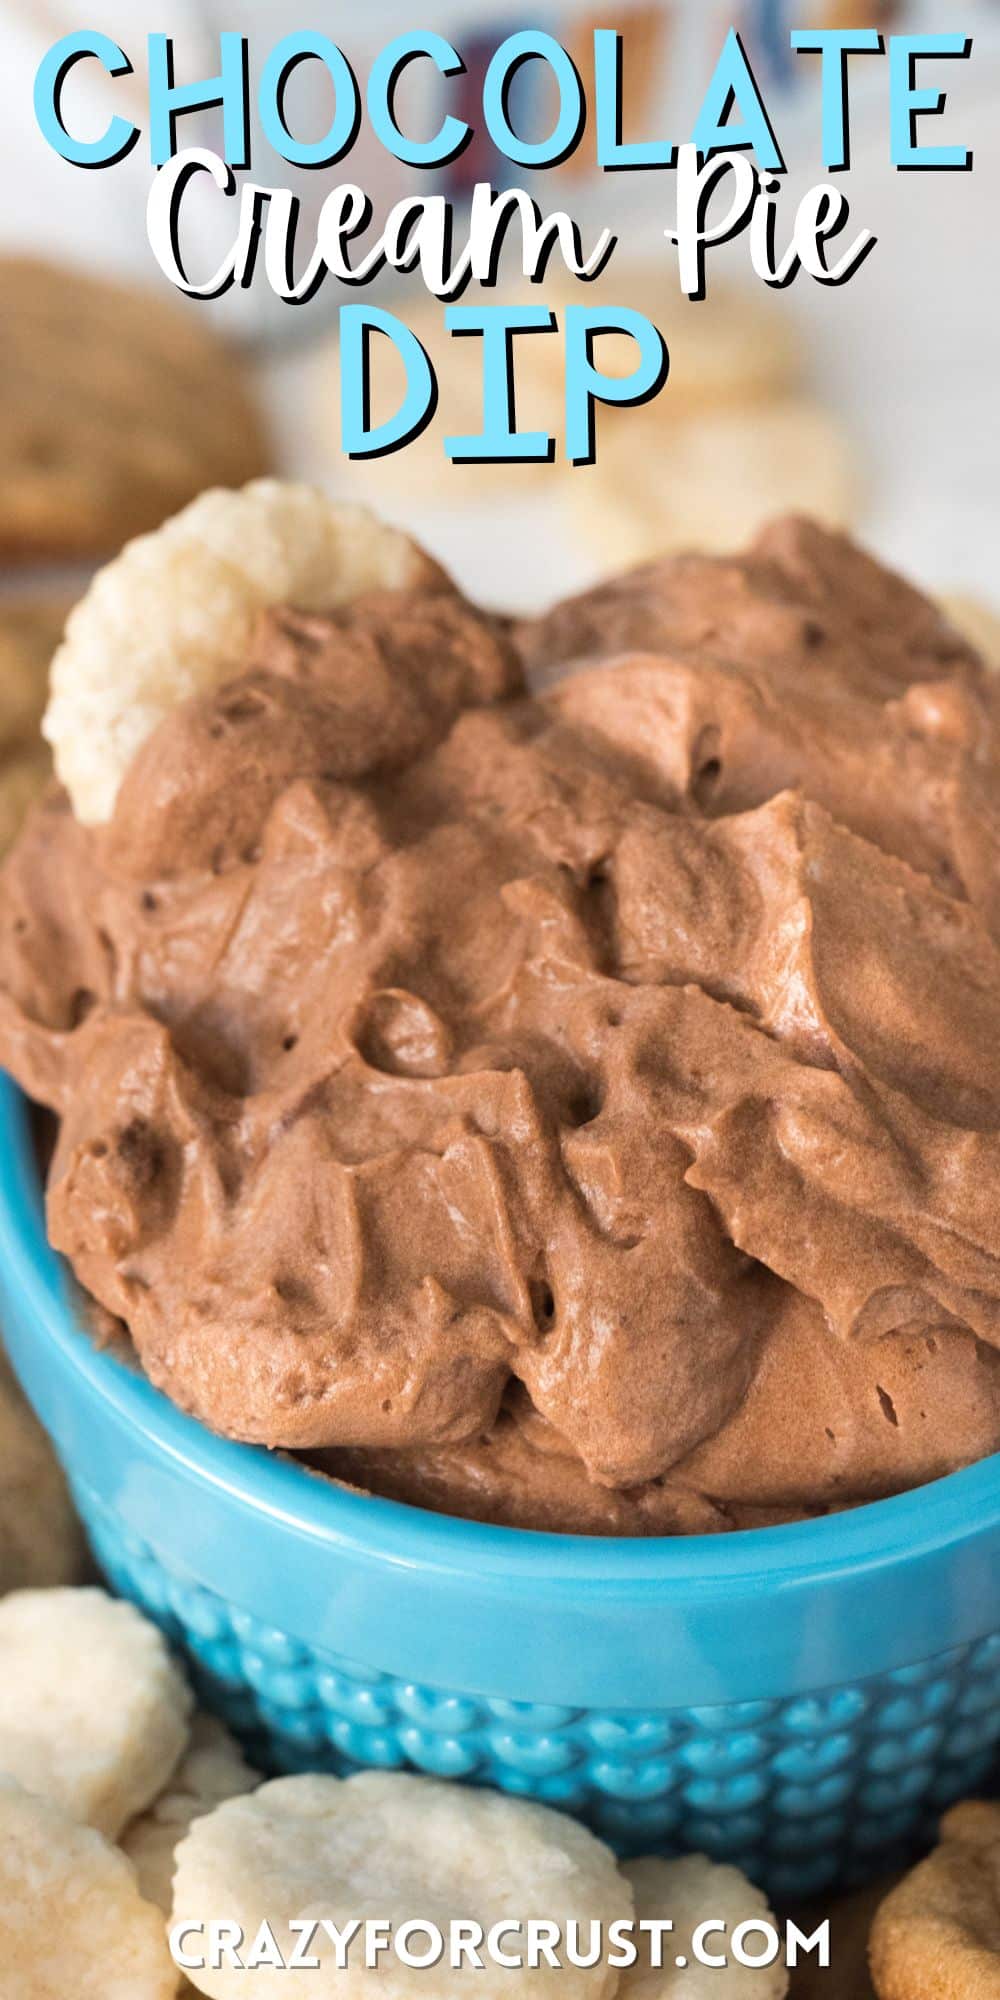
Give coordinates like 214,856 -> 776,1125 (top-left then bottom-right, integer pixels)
2,517 -> 1000,1534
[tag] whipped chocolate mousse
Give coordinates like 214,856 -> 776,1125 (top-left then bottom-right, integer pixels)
2,516 -> 1000,1534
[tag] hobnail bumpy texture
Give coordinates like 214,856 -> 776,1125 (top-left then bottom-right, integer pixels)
79,1485 -> 1000,1901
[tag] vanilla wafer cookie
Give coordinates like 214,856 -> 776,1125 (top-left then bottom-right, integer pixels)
122,1713 -> 260,1915
0,1586 -> 192,1837
44,480 -> 448,823
620,1854 -> 788,1996
0,1773 -> 177,1998
173,1769 -> 630,1995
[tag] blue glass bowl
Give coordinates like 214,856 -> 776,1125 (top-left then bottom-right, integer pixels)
1,1075 -> 999,1899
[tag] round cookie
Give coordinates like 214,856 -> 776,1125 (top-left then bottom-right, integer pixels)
44,479 -> 448,823
0,743 -> 52,857
529,269 -> 799,416
0,1585 -> 193,1837
172,1769 -> 630,1996
620,1855 -> 788,1998
869,1800 -> 1000,1999
322,272 -> 799,503
0,595 -> 68,744
0,255 -> 270,565
122,1713 -> 260,1916
0,1353 -> 87,1592
0,595 -> 70,854
571,399 -> 856,572
0,1773 -> 177,1999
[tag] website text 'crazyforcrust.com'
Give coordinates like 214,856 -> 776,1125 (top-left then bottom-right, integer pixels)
171,1913 -> 830,1976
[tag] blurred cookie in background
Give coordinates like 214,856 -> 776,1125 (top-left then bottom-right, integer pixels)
573,396 -> 856,569
0,258 -> 271,565
562,269 -> 803,416
0,596 -> 65,744
0,745 -> 52,860
317,272 -> 802,502
0,1348 -> 88,1593
318,269 -> 857,578
562,279 -> 855,569
0,595 -> 69,854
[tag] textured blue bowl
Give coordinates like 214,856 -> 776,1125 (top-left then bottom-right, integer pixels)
1,1076 -> 999,1898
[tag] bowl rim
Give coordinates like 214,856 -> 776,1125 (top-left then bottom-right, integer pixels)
4,1074 -> 1000,1596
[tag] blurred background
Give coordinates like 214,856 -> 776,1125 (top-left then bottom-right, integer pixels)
1,0 -> 998,619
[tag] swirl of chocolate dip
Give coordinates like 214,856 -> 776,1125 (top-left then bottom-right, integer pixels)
2,517 -> 1000,1534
